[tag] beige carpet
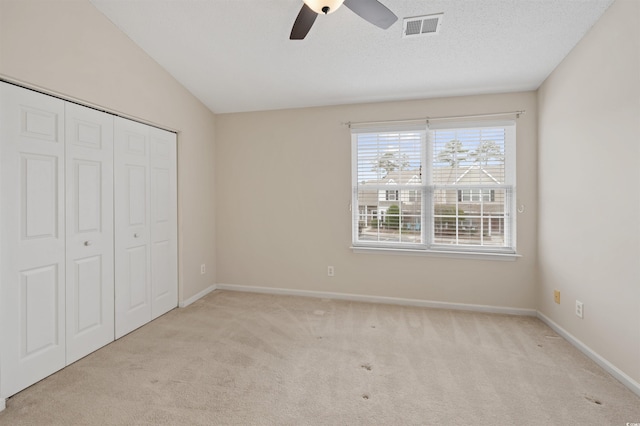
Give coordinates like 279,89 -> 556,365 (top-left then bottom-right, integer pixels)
1,290 -> 639,425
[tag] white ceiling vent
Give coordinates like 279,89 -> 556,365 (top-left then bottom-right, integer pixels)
403,13 -> 443,38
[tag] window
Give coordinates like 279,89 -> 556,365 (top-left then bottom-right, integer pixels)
458,189 -> 495,202
351,121 -> 516,254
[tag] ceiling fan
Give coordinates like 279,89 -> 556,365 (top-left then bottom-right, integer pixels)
290,0 -> 398,40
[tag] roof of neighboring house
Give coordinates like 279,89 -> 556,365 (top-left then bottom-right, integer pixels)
357,170 -> 421,207
433,165 -> 505,186
357,165 -> 505,207
359,165 -> 504,187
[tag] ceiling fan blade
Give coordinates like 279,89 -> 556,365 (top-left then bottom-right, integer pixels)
343,0 -> 398,30
290,4 -> 318,40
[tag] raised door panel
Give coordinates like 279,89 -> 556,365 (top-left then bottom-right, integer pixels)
65,103 -> 114,364
149,128 -> 178,319
127,165 -> 147,227
126,245 -> 148,309
114,117 -> 151,339
21,265 -> 60,357
22,154 -> 59,239
0,83 -> 66,398
73,256 -> 103,332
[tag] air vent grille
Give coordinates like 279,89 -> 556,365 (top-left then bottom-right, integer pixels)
403,13 -> 443,38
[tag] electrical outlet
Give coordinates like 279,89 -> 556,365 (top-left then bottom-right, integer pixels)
327,266 -> 334,277
576,300 -> 584,318
200,264 -> 206,275
554,290 -> 561,304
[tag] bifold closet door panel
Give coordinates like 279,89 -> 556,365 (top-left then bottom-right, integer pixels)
149,127 -> 178,319
0,83 -> 67,397
1,83 -> 178,399
65,103 -> 115,364
114,117 -> 152,339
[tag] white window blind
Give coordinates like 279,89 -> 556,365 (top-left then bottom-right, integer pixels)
430,123 -> 515,251
352,127 -> 426,247
352,120 -> 516,254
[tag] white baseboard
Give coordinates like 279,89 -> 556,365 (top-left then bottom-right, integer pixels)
537,311 -> 640,398
0,398 -> 5,412
179,284 -> 217,308
215,283 -> 537,317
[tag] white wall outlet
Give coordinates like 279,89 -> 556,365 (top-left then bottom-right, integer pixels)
327,266 -> 334,277
200,264 -> 206,275
575,300 -> 584,319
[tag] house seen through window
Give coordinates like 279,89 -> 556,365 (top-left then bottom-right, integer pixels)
351,121 -> 516,254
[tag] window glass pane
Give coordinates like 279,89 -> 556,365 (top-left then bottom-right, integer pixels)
433,188 -> 507,247
356,189 -> 423,245
356,131 -> 423,185
432,127 -> 505,186
354,129 -> 425,246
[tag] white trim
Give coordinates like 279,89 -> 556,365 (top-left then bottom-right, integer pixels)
215,283 -> 536,316
179,284 -> 217,308
350,246 -> 520,261
0,398 -> 5,412
537,311 -> 640,398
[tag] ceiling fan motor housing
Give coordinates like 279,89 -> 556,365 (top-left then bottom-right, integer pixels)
303,0 -> 345,15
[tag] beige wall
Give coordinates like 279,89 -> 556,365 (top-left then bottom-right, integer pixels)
0,0 -> 217,302
538,0 -> 640,384
4,0 -> 635,394
215,92 -> 538,309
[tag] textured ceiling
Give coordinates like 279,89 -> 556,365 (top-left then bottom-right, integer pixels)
89,0 -> 614,114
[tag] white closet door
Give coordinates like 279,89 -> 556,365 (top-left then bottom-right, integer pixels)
0,83 -> 66,397
114,117 -> 152,338
65,103 -> 115,364
149,127 -> 178,319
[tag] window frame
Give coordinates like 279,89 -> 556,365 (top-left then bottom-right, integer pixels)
351,120 -> 517,258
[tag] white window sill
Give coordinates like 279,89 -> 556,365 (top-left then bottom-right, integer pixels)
350,246 -> 521,261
